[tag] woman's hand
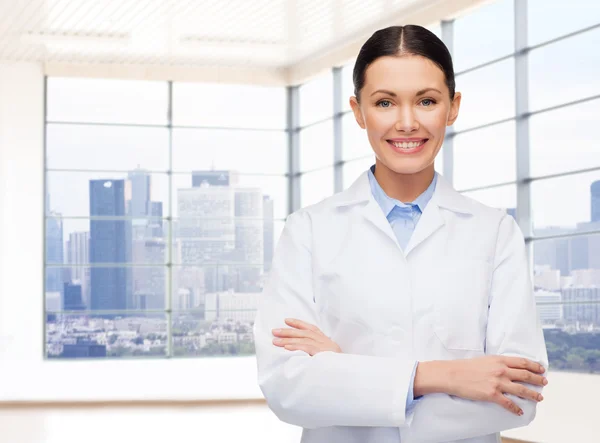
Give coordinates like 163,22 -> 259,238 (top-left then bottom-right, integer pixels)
272,318 -> 341,356
416,356 -> 548,416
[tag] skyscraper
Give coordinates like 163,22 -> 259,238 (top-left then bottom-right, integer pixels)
192,170 -> 238,187
45,214 -> 64,293
592,180 -> 600,223
233,188 -> 264,292
89,179 -> 130,313
178,183 -> 235,293
67,231 -> 91,307
63,282 -> 85,311
128,168 -> 151,218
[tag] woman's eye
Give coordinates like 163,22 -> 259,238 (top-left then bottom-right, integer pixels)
377,100 -> 392,108
421,99 -> 435,106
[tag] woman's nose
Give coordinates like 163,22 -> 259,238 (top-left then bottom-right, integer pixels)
394,107 -> 419,132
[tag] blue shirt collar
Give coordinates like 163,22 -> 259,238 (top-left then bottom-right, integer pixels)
367,165 -> 437,217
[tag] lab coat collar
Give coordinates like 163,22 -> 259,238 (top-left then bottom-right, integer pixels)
334,170 -> 475,215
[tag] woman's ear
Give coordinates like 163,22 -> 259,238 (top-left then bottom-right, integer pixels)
447,91 -> 462,127
349,96 -> 366,129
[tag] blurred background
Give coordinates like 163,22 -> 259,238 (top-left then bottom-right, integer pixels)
0,0 -> 598,441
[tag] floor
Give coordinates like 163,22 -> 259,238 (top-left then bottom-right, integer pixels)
0,401 -> 302,443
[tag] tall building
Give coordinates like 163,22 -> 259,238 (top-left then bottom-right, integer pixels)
592,180 -> 600,223
534,290 -> 562,324
178,183 -> 235,293
63,282 -> 86,311
263,195 -> 275,273
232,188 -> 264,292
45,214 -> 64,293
192,170 -> 238,187
89,179 -> 130,313
561,286 -> 600,326
128,168 -> 151,217
67,231 -> 90,307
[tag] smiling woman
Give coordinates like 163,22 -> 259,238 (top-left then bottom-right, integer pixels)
254,25 -> 548,443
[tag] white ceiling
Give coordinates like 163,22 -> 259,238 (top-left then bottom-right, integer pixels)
0,0 -> 482,84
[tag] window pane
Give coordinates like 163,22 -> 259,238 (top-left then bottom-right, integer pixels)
530,99 -> 600,177
454,58 -> 515,131
301,167 -> 334,208
46,172 -> 169,217
172,83 -> 286,130
172,173 -> 288,220
461,184 -> 516,211
342,112 -> 370,161
342,157 -> 374,189
172,310 -> 256,357
532,171 -> 600,234
45,265 -> 167,312
528,0 -> 600,46
46,313 -> 168,359
47,124 -> 169,171
453,121 -> 516,190
529,29 -> 600,111
47,78 -> 168,125
453,0 -> 514,72
46,217 -> 167,265
299,72 -> 333,126
534,233 -> 600,280
342,61 -> 355,112
172,128 -> 288,174
529,27 -> 600,112
543,322 -> 600,373
300,119 -> 334,171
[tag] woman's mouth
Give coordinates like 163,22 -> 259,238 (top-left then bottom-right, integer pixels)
387,138 -> 428,154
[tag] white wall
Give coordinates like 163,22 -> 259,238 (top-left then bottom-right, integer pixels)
0,62 -> 596,442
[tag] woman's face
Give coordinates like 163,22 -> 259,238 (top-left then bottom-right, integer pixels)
350,55 -> 461,177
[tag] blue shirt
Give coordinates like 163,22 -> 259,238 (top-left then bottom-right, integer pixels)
367,165 -> 438,414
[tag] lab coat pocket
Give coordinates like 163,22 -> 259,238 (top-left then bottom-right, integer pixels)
433,259 -> 491,353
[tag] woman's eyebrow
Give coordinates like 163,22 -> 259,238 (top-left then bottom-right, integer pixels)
370,87 -> 442,97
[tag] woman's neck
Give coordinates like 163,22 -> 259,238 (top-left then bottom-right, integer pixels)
373,161 -> 435,203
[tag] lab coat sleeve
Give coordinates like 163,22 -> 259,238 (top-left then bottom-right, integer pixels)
399,214 -> 549,443
254,210 -> 417,429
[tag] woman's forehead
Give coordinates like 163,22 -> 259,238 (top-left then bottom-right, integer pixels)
363,55 -> 446,93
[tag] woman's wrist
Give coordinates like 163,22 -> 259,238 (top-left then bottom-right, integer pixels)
413,360 -> 452,397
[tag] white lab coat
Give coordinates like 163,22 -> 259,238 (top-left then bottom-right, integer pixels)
254,171 -> 548,443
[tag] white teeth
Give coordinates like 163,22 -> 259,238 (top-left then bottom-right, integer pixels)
391,140 -> 425,149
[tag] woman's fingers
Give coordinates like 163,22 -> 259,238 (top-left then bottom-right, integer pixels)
502,356 -> 545,374
501,380 -> 544,403
285,318 -> 323,334
506,369 -> 548,387
492,392 -> 524,416
272,327 -> 322,342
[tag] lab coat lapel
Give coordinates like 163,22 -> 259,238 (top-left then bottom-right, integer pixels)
404,174 -> 474,257
360,198 -> 401,248
404,201 -> 444,257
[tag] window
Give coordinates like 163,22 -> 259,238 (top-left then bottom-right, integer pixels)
532,171 -> 600,236
453,120 -> 516,190
299,71 -> 334,126
452,0 -> 514,72
461,184 -> 516,212
529,27 -> 600,113
300,167 -> 335,208
299,119 -> 334,172
528,0 -> 600,47
530,99 -> 600,178
45,78 -> 287,359
454,58 -> 515,131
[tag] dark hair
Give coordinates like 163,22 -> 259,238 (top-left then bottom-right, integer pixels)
353,25 -> 455,102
